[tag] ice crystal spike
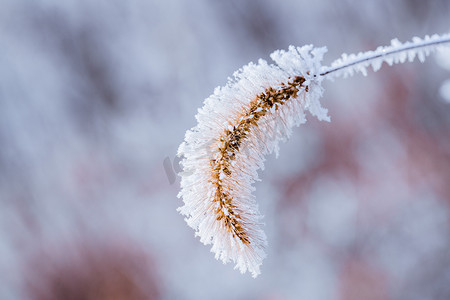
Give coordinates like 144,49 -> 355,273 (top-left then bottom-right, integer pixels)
177,33 -> 450,277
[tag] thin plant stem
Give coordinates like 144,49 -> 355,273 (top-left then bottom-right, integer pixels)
320,35 -> 450,77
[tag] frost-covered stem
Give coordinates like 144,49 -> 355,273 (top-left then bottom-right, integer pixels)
320,35 -> 450,78
177,32 -> 450,278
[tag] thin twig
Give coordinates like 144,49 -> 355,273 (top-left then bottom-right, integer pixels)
320,35 -> 450,77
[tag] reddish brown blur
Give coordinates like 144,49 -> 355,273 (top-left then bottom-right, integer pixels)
338,258 -> 389,300
24,239 -> 161,300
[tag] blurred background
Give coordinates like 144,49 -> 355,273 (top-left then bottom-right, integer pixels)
1,0 -> 450,299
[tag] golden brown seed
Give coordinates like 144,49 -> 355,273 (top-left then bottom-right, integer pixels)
211,76 -> 307,245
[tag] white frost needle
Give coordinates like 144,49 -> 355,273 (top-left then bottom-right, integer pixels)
177,33 -> 450,277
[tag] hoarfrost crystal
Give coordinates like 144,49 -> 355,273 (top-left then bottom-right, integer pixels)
323,33 -> 450,79
177,45 -> 329,277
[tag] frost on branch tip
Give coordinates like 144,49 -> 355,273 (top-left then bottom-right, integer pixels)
322,33 -> 450,79
177,32 -> 450,278
177,45 -> 329,277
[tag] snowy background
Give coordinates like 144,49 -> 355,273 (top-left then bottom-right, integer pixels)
1,1 -> 450,299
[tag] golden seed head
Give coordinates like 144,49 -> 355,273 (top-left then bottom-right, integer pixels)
210,76 -> 307,245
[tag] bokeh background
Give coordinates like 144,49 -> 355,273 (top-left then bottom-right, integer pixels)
1,1 -> 450,299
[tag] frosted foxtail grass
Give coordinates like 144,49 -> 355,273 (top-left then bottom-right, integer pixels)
177,33 -> 450,277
